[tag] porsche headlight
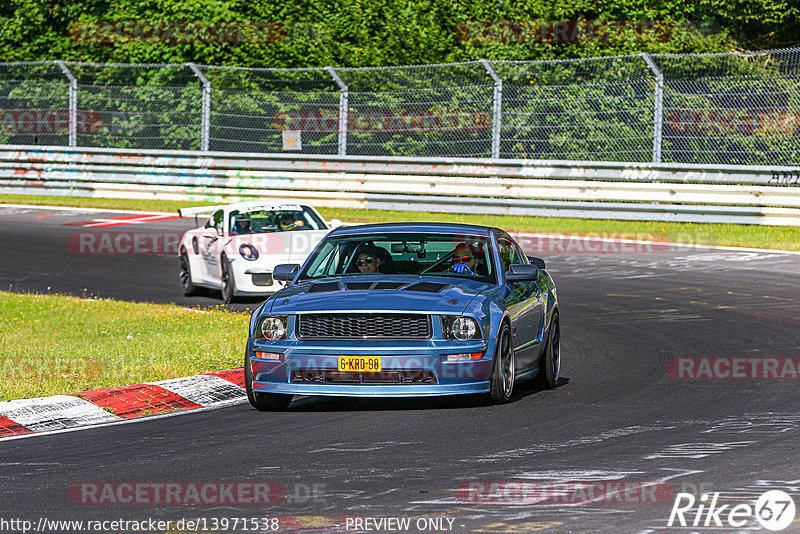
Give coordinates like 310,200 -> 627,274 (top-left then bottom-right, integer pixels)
441,316 -> 481,340
239,243 -> 259,261
258,316 -> 287,340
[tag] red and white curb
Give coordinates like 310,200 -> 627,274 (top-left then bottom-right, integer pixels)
0,368 -> 245,438
65,213 -> 182,228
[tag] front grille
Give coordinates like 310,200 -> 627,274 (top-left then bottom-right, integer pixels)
298,314 -> 431,339
291,369 -> 437,384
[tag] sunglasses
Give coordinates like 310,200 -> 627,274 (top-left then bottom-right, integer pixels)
453,255 -> 473,263
357,257 -> 375,266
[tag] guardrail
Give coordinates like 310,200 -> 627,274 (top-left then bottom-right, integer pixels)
1,145 -> 799,225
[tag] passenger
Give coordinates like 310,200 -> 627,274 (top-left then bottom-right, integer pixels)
230,216 -> 252,235
452,242 -> 480,275
356,248 -> 382,274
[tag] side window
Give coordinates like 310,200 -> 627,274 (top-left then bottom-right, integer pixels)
304,242 -> 339,277
513,239 -> 529,264
498,237 -> 523,273
211,210 -> 224,235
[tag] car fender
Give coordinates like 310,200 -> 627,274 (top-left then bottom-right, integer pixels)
248,300 -> 269,340
179,229 -> 212,286
538,270 -> 559,328
178,228 -> 203,255
462,289 -> 508,362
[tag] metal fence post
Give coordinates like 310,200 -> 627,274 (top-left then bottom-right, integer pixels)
188,63 -> 211,152
640,53 -> 664,164
56,60 -> 77,147
479,59 -> 503,160
326,66 -> 348,156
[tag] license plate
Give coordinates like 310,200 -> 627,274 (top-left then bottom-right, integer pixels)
338,356 -> 382,372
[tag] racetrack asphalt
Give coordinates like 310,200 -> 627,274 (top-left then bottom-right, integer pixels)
1,205 -> 799,533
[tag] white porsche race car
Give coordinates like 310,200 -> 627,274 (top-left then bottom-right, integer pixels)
177,201 -> 341,302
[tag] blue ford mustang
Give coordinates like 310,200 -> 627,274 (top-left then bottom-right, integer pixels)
245,223 -> 560,410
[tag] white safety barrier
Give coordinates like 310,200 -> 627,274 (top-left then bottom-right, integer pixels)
1,145 -> 799,225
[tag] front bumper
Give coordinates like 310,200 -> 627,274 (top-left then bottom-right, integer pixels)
248,338 -> 494,397
231,259 -> 284,295
252,381 -> 490,397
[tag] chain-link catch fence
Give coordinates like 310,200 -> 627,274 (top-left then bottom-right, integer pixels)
1,49 -> 798,164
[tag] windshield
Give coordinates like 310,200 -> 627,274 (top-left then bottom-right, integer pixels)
229,207 -> 325,235
298,232 -> 496,284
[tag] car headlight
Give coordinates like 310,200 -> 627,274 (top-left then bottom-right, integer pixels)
258,316 -> 287,340
239,243 -> 259,261
441,316 -> 481,340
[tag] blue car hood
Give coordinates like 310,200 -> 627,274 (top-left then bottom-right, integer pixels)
269,276 -> 492,315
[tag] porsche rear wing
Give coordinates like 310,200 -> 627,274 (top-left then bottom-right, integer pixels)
177,205 -> 229,217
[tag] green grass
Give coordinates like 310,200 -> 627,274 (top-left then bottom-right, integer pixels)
0,291 -> 248,401
1,194 -> 799,250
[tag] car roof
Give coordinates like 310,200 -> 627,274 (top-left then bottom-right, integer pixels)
178,201 -> 312,218
330,222 -> 497,236
227,201 -> 307,213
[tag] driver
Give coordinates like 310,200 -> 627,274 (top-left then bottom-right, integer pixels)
452,242 -> 480,275
356,247 -> 382,274
278,213 -> 305,231
230,215 -> 252,235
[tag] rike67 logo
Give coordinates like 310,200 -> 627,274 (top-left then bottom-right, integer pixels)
668,490 -> 796,531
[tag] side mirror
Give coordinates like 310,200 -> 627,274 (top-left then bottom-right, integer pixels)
526,256 -> 546,269
505,263 -> 539,282
329,219 -> 343,229
273,264 -> 300,282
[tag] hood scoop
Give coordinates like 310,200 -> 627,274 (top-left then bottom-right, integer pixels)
307,280 -> 448,294
344,281 -> 407,291
374,281 -> 407,290
344,281 -> 373,290
402,282 -> 448,293
306,281 -> 341,293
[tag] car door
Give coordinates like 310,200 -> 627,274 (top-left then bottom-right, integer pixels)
497,233 -> 545,375
200,210 -> 224,283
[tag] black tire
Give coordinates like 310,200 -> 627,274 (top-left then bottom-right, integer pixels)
221,255 -> 235,303
244,352 -> 293,411
486,323 -> 515,404
179,247 -> 199,296
534,311 -> 560,389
